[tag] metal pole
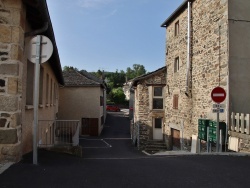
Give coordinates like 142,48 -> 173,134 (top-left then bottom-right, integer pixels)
216,108 -> 220,152
219,129 -> 222,152
33,35 -> 41,165
207,126 -> 209,153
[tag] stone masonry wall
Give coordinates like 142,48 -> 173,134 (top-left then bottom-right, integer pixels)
0,0 -> 25,161
134,70 -> 166,150
164,0 -> 228,149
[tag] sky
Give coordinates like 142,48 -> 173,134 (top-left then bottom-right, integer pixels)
47,0 -> 184,73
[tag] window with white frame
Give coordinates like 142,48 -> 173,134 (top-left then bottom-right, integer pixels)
153,86 -> 163,109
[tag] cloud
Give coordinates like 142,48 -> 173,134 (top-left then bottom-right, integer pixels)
78,0 -> 114,9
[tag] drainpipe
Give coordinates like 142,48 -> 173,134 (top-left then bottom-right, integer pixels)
185,1 -> 191,96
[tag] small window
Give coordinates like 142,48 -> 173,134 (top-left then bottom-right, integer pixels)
173,94 -> 179,109
154,118 -> 162,129
50,79 -> 53,105
100,96 -> 104,106
39,67 -> 44,105
54,83 -> 57,105
153,87 -> 163,109
175,21 -> 179,36
26,61 -> 34,105
46,74 -> 49,105
174,57 -> 179,73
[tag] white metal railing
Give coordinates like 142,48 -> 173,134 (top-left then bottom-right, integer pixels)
38,120 -> 80,148
230,112 -> 250,134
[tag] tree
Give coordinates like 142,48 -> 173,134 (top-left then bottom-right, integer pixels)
63,66 -> 78,71
126,64 -> 146,80
110,87 -> 126,104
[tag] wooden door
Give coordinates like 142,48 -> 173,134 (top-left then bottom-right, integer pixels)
171,128 -> 180,148
82,118 -> 99,136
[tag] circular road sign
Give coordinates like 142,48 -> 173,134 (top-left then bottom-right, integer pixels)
26,35 -> 53,64
211,86 -> 226,103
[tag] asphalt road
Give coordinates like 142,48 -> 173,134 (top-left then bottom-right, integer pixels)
1,111 -> 250,188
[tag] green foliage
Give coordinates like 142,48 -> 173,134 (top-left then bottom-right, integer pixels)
63,66 -> 78,71
109,87 -> 126,104
126,64 -> 146,80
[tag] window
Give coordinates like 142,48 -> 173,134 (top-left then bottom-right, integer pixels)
100,96 -> 104,106
153,87 -> 163,109
173,94 -> 179,109
174,57 -> 179,73
50,79 -> 53,105
46,74 -> 49,105
39,67 -> 44,105
154,118 -> 162,129
26,61 -> 34,105
175,21 -> 179,36
54,83 -> 57,105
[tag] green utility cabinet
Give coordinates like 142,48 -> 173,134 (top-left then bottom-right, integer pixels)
198,119 -> 210,141
208,121 -> 226,144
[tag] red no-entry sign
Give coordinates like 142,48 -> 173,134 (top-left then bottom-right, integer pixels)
211,86 -> 226,103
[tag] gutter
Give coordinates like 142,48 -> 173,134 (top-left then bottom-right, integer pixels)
185,1 -> 191,97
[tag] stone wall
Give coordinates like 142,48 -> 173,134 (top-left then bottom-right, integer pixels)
133,70 -> 166,150
0,0 -> 25,161
164,0 -> 229,149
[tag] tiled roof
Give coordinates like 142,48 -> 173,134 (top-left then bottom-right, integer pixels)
63,70 -> 103,87
131,66 -> 166,87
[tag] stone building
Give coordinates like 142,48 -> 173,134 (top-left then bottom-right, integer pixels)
59,69 -> 107,136
131,67 -> 167,152
0,0 -> 64,161
161,0 -> 250,151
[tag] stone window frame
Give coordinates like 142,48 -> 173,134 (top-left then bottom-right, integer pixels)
174,20 -> 179,36
174,57 -> 179,73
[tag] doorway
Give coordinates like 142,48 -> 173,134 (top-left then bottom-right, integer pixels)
171,128 -> 180,148
153,118 -> 163,140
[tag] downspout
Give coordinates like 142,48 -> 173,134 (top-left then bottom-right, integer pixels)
185,1 -> 191,96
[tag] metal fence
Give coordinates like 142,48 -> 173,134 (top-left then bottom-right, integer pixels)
38,120 -> 80,148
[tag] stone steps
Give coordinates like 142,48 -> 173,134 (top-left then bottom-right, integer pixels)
144,140 -> 167,154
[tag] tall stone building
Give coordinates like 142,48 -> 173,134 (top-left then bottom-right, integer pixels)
161,0 -> 250,151
0,0 -> 64,161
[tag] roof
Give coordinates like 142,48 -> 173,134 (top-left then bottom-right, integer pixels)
161,0 -> 194,27
63,69 -> 105,87
23,0 -> 64,85
131,66 -> 166,87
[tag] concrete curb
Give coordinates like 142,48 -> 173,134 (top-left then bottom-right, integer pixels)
0,162 -> 14,174
143,150 -> 250,157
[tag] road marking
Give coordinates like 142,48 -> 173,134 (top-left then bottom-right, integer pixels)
80,138 -> 112,148
104,138 -> 131,140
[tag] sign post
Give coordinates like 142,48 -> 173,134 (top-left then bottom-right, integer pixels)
27,35 -> 53,165
211,86 -> 226,152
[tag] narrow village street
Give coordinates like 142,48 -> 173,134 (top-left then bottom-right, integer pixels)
0,111 -> 250,188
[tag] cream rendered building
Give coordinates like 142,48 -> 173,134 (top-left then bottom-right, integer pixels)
59,70 -> 106,136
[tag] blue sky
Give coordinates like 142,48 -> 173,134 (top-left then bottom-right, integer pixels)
47,0 -> 184,73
